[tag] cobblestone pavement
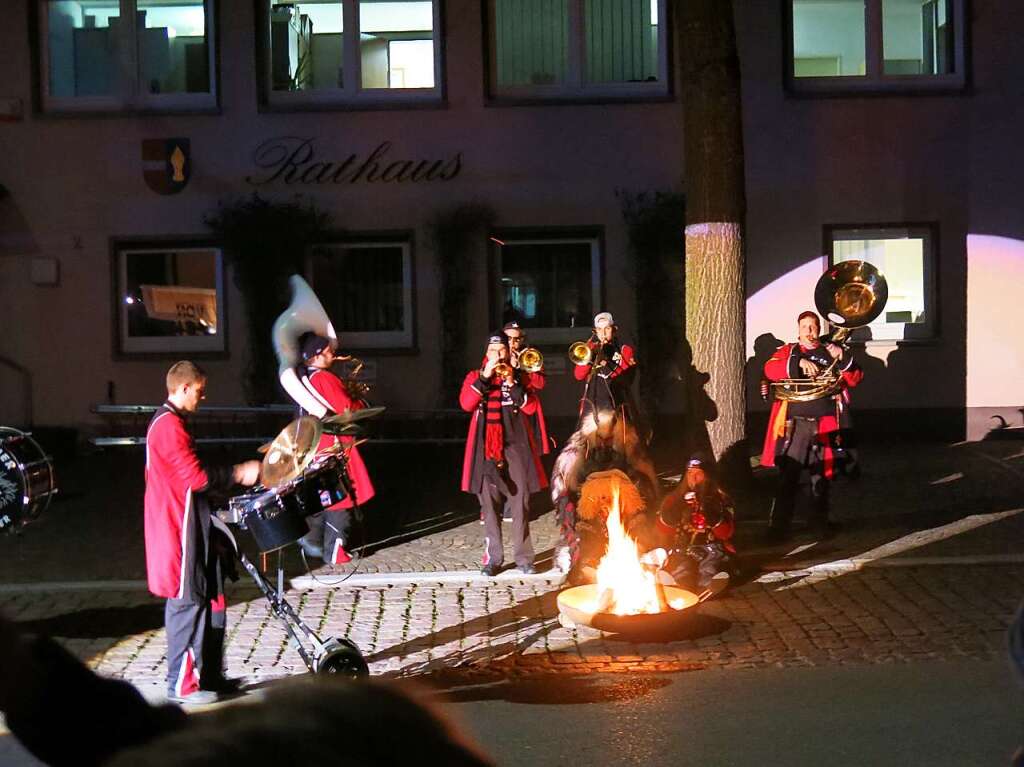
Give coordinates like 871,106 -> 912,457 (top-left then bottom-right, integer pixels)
0,439 -> 1021,703
2,558 -> 1019,699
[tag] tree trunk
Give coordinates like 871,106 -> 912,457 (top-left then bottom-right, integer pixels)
678,0 -> 747,460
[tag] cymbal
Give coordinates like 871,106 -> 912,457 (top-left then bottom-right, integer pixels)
260,416 -> 323,487
323,405 -> 386,427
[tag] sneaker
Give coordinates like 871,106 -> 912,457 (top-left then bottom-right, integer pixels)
481,564 -> 501,577
502,513 -> 512,523
554,547 -> 572,573
167,689 -> 219,706
518,564 -> 537,575
298,539 -> 323,560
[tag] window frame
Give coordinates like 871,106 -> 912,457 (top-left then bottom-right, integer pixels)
784,0 -> 967,95
823,222 -> 939,344
305,233 -> 418,353
254,0 -> 445,111
484,0 -> 671,104
111,236 -> 228,359
488,227 -> 605,346
33,0 -> 220,115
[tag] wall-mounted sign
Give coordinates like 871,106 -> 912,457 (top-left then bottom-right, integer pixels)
246,137 -> 462,186
142,138 -> 191,195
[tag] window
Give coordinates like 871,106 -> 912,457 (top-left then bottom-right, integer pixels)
826,225 -> 936,342
38,0 -> 217,112
487,0 -> 668,101
308,239 -> 415,349
259,0 -> 441,107
115,241 -> 226,355
788,0 -> 965,92
490,232 -> 602,344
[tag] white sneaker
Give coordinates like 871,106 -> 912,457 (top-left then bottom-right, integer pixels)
554,547 -> 572,573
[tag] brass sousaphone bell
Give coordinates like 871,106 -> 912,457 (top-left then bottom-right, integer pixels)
771,260 -> 888,403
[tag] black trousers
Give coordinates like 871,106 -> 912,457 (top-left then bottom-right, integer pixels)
769,417 -> 831,534
165,594 -> 226,696
478,460 -> 534,569
302,508 -> 353,562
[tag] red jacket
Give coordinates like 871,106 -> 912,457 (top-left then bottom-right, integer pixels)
144,403 -> 226,600
306,368 -> 375,508
522,369 -> 552,454
760,342 -> 862,478
459,369 -> 548,493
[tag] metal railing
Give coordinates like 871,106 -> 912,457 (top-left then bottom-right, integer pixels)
89,404 -> 467,447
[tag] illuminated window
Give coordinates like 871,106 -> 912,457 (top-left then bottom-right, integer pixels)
488,0 -> 668,100
116,241 -> 226,356
309,239 -> 415,349
38,1 -> 216,112
261,0 -> 440,107
788,0 -> 964,92
491,232 -> 602,344
827,225 -> 937,341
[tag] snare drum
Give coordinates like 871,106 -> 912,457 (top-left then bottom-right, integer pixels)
238,486 -> 310,553
290,455 -> 349,515
0,427 -> 57,534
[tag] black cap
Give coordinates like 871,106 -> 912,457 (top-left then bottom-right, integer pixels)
299,332 -> 332,361
486,330 -> 508,347
502,321 -> 521,331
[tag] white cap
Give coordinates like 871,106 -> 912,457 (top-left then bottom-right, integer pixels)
593,311 -> 614,328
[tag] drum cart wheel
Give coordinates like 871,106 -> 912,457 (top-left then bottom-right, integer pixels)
313,637 -> 369,677
235,551 -> 369,677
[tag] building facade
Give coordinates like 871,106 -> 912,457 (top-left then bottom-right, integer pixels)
0,0 -> 1019,443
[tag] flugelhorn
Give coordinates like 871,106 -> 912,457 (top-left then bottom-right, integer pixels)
517,347 -> 543,373
771,260 -> 888,403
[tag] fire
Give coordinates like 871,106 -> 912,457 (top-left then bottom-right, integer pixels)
593,483 -> 668,616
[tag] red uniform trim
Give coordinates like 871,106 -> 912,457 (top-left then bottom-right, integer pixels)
308,369 -> 375,508
760,342 -> 861,477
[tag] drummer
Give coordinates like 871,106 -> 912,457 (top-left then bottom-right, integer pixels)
295,332 -> 375,566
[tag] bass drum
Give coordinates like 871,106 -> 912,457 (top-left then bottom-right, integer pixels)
0,427 -> 57,534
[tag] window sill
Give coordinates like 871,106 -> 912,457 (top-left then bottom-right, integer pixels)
258,97 -> 446,114
785,75 -> 967,98
486,92 -> 674,108
37,105 -> 222,119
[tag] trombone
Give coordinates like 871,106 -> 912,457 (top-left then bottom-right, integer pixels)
568,333 -> 597,366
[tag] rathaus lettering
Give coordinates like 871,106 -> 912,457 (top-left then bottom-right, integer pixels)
246,137 -> 462,186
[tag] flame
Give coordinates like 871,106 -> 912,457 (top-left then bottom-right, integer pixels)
593,481 -> 667,615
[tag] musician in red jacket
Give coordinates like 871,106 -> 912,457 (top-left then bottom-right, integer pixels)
504,321 -> 551,457
294,332 -> 376,566
144,361 -> 259,705
460,332 -> 548,576
574,311 -> 638,427
761,311 -> 862,542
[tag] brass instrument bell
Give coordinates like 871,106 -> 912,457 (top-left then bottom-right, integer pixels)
770,259 -> 888,403
568,341 -> 593,366
518,347 -> 544,373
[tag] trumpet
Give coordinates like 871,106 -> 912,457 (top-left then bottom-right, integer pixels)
568,340 -> 594,366
517,347 -> 544,373
492,362 -> 514,380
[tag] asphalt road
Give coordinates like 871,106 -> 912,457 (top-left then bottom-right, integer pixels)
446,660 -> 1022,766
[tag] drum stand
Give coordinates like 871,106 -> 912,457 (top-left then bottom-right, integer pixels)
234,549 -> 368,677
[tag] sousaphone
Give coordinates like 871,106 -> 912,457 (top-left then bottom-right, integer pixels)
771,260 -> 888,403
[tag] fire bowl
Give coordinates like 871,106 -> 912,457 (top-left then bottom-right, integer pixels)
556,584 -> 701,635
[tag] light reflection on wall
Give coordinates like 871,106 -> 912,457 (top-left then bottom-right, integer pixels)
745,256 -> 824,357
966,234 -> 1023,408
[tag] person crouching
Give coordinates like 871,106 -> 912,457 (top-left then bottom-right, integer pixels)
655,454 -> 736,591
